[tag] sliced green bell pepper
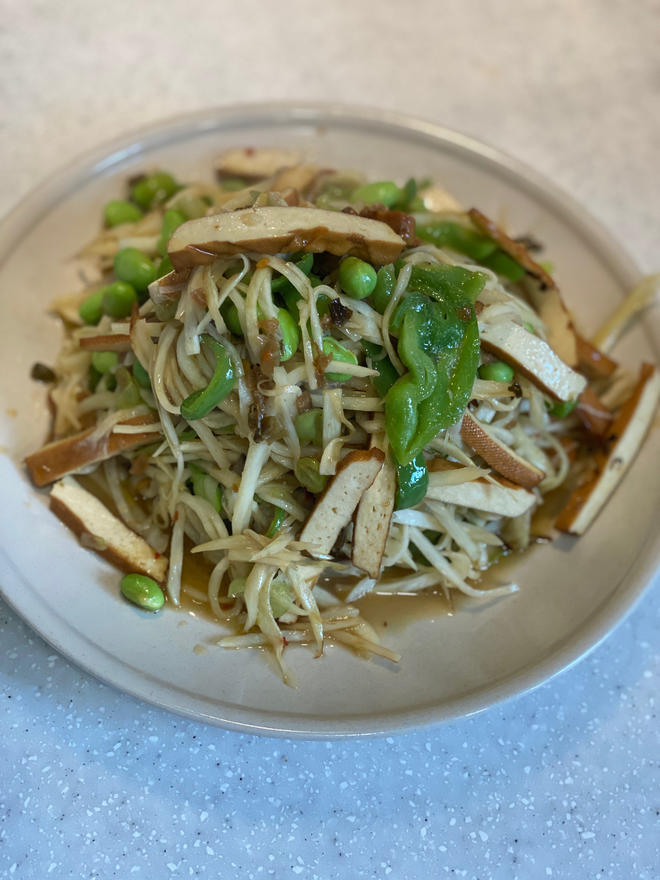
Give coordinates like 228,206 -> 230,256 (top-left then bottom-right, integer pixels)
180,335 -> 235,420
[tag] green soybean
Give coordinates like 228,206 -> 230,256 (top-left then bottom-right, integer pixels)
351,180 -> 402,207
188,462 -> 223,512
131,172 -> 179,209
478,361 -> 514,383
114,248 -> 157,292
102,281 -> 138,318
549,399 -> 578,419
157,254 -> 174,277
157,209 -> 187,257
220,300 -> 243,337
91,351 -> 118,373
104,199 -> 143,227
265,507 -> 287,539
180,336 -> 235,420
316,293 -> 330,317
294,408 -> 323,445
271,252 -> 314,292
278,308 -> 299,361
338,257 -> 377,300
322,337 -> 358,382
120,573 -> 165,611
371,264 -> 396,314
78,289 -> 105,325
132,359 -> 151,388
294,456 -> 328,494
88,364 -> 102,391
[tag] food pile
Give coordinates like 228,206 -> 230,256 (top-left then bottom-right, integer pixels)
26,147 -> 659,681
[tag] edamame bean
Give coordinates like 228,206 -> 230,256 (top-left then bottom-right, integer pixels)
113,248 -> 157,292
322,337 -> 358,382
78,289 -> 105,325
277,308 -> 299,361
132,359 -> 151,388
338,257 -> 377,300
265,507 -> 287,539
294,456 -> 328,494
102,281 -> 138,318
91,351 -> 118,373
478,361 -> 514,383
88,364 -> 102,391
294,408 -> 323,445
220,300 -> 243,337
131,172 -> 179,210
157,209 -> 187,257
549,399 -> 578,419
189,463 -> 223,512
157,255 -> 174,276
351,180 -> 403,207
103,199 -> 143,227
120,573 -> 165,611
371,264 -> 395,314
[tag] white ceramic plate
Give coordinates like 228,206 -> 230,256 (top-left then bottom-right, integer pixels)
1,104 -> 658,738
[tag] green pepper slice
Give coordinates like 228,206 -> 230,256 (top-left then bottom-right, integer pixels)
180,336 -> 235,420
395,454 -> 429,510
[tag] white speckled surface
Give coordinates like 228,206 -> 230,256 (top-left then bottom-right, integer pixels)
1,1 -> 659,877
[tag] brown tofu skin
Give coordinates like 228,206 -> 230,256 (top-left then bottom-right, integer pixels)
25,415 -> 159,487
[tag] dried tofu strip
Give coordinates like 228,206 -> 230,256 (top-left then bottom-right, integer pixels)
461,411 -> 545,489
300,448 -> 385,556
479,321 -> 586,402
352,436 -> 397,578
50,477 -> 167,582
78,333 -> 132,353
468,207 -> 578,366
557,364 -> 659,535
215,147 -> 304,180
168,207 -> 405,269
25,414 -> 160,487
426,459 -> 537,517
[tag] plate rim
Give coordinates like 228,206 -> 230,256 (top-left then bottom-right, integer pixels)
0,101 -> 658,738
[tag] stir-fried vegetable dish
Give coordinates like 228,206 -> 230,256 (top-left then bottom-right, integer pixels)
26,147 -> 659,684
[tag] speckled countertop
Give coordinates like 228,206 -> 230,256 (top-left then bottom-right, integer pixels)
1,2 -> 659,877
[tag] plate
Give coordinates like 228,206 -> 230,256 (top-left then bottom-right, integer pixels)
1,103 -> 658,738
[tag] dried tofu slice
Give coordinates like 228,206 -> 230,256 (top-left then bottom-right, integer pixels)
427,459 -> 536,517
300,449 -> 385,557
557,364 -> 659,535
468,207 -> 578,366
50,477 -> 168,582
168,206 -> 405,269
479,321 -> 586,402
352,437 -> 396,578
461,412 -> 545,489
25,414 -> 159,487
